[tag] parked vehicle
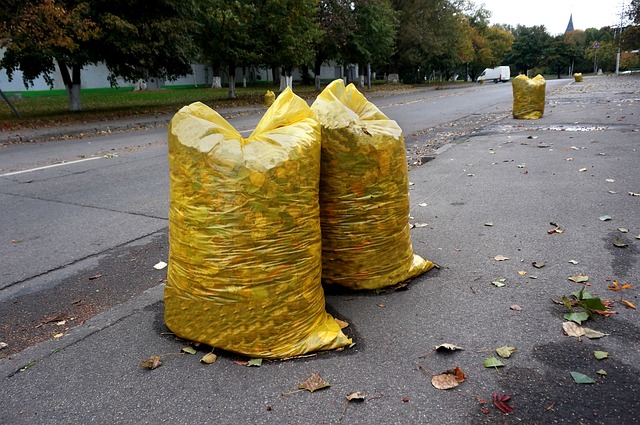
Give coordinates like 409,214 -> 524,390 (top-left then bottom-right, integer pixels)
477,66 -> 511,83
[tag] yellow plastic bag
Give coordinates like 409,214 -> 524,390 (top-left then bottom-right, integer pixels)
311,79 -> 434,290
263,90 -> 275,107
165,88 -> 351,358
573,73 -> 583,82
512,74 -> 546,119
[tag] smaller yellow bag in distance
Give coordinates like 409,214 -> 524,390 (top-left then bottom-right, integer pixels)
512,74 -> 546,120
311,79 -> 434,290
573,73 -> 583,82
165,88 -> 351,359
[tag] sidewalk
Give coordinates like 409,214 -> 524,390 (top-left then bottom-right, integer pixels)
1,75 -> 639,424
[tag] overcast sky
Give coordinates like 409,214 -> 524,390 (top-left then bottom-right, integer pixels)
478,0 -> 627,35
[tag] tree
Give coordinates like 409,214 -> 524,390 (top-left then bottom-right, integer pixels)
391,0 -> 465,82
194,0 -> 258,98
506,25 -> 551,76
256,0 -> 321,91
313,0 -> 357,89
464,2 -> 513,81
0,0 -> 196,112
0,0 -> 100,111
545,35 -> 571,78
628,0 -> 640,24
349,0 -> 398,83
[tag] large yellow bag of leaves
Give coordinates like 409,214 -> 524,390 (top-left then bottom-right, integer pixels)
165,88 -> 351,359
512,74 -> 546,119
311,79 -> 434,290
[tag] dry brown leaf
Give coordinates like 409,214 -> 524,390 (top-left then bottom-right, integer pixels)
431,373 -> 460,390
299,372 -> 331,392
510,304 -> 523,311
494,255 -> 509,261
140,355 -> 162,370
518,270 -> 527,276
620,300 -> 637,309
435,343 -> 464,352
563,321 -> 585,338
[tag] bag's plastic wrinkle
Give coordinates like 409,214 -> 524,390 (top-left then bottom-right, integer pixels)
312,79 -> 434,290
512,74 -> 546,120
165,88 -> 351,358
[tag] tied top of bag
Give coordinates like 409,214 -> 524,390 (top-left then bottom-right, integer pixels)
311,79 -> 402,140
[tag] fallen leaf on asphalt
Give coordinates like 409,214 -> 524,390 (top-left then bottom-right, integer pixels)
619,300 -> 637,309
492,393 -> 514,413
140,355 -> 162,370
563,321 -> 586,337
599,215 -> 612,221
518,270 -> 527,276
496,346 -> 517,358
377,303 -> 385,308
568,274 -> 589,283
606,179 -> 615,183
564,312 -> 589,324
492,278 -> 506,287
608,281 -> 633,291
484,222 -> 494,226
181,346 -> 197,355
532,262 -> 545,268
247,358 -> 263,367
346,392 -> 366,401
418,202 -> 428,207
568,259 -> 579,264
435,343 -> 464,352
618,228 -> 629,233
613,237 -> 628,248
570,371 -> 595,384
299,372 -> 331,392
0,342 -> 7,350
233,360 -> 248,366
583,328 -> 609,339
413,222 -> 429,228
483,357 -> 505,368
200,352 -> 217,364
53,333 -> 63,338
565,322 -> 609,339
548,226 -> 564,234
431,366 -> 467,390
510,304 -> 523,311
579,168 -> 588,172
153,261 -> 168,270
431,373 -> 460,390
88,273 -> 102,280
594,351 -> 610,360
494,255 -> 509,261
596,369 -> 607,376
629,192 -> 640,196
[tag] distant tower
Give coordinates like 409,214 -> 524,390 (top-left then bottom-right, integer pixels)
565,14 -> 574,33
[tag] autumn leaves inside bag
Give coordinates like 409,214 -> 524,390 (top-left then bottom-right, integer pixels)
312,79 -> 434,290
165,88 -> 351,359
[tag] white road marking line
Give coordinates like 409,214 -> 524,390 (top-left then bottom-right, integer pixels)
0,156 -> 103,177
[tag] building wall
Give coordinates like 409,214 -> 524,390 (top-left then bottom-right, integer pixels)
1,46 -> 354,92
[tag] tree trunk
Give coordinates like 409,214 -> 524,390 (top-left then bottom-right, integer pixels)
314,58 -> 323,91
228,64 -> 236,99
58,61 -> 82,112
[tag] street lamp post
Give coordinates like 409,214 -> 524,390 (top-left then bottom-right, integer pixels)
593,41 -> 600,74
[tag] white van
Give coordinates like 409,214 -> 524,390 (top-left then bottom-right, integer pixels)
477,66 -> 511,83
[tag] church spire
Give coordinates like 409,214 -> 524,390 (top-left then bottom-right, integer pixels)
565,13 -> 574,33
